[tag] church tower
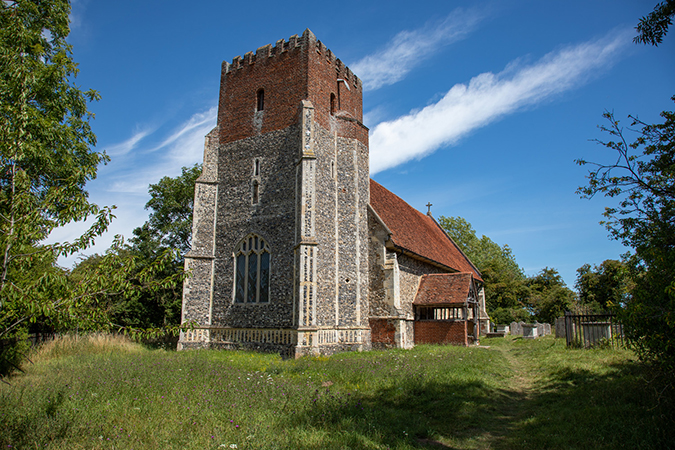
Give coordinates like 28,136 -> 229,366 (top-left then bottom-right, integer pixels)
179,29 -> 371,357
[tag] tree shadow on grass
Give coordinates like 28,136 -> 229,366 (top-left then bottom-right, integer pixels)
278,377 -> 526,449
275,361 -> 672,450
495,361 -> 674,450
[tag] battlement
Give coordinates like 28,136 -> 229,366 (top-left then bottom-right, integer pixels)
222,29 -> 362,91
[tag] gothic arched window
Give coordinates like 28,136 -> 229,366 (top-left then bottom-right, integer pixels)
234,234 -> 270,304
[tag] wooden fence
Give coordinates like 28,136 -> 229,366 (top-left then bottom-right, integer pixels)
563,311 -> 624,348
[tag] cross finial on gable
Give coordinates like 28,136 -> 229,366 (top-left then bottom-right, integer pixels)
426,202 -> 433,215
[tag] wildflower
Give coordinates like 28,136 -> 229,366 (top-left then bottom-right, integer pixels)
230,444 -> 238,448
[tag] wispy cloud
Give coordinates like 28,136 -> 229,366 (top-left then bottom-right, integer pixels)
369,30 -> 631,174
105,128 -> 154,156
68,0 -> 89,31
351,8 -> 487,91
107,105 -> 217,194
145,107 -> 217,153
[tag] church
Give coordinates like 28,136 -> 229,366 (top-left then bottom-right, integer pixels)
178,29 -> 489,357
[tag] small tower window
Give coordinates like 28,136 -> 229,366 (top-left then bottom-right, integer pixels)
256,89 -> 264,111
330,93 -> 336,115
252,157 -> 261,204
253,158 -> 260,177
252,180 -> 259,205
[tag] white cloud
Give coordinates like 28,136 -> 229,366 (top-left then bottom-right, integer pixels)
369,30 -> 631,174
105,128 -> 153,156
106,105 -> 217,195
68,0 -> 90,31
351,8 -> 486,91
145,107 -> 217,153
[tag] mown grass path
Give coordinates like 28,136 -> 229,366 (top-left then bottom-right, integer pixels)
0,334 -> 672,449
468,337 -> 672,450
478,342 -> 535,449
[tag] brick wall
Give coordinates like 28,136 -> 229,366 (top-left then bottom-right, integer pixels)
370,318 -> 396,348
414,321 -> 468,346
217,29 -> 367,147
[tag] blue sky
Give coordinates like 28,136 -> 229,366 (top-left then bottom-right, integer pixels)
52,0 -> 674,289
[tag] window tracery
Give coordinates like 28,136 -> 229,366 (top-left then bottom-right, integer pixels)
234,234 -> 270,304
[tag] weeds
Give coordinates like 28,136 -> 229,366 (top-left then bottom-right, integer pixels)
0,335 -> 671,449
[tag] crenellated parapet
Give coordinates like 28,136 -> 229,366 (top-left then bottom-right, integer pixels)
216,29 -> 365,145
221,29 -> 362,92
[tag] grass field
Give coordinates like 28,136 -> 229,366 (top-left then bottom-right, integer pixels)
1,334 -> 672,449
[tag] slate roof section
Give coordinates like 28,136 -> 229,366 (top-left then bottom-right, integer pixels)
369,179 -> 482,280
413,273 -> 474,306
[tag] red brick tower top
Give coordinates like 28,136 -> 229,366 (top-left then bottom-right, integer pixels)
217,29 -> 367,145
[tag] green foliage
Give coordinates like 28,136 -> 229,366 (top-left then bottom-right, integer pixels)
69,245 -> 184,331
575,259 -> 632,312
140,163 -> 201,255
439,216 -> 530,323
525,267 -> 576,324
439,216 -> 522,276
91,163 -> 204,330
577,101 -> 675,373
0,0 -> 111,372
0,327 -> 29,376
67,163 -> 202,332
634,0 -> 674,46
488,306 -> 530,325
439,217 -> 578,324
0,0 -> 186,375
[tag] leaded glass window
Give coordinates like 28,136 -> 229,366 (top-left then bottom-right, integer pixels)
233,234 -> 270,304
417,306 -> 465,320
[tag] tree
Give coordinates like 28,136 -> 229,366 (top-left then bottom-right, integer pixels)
0,0 -> 182,375
0,0 -> 110,372
525,267 -> 576,324
576,101 -> 675,370
140,164 -> 202,255
70,247 -> 183,331
439,216 -> 530,324
575,259 -> 632,313
1,0 -> 107,286
634,0 -> 674,46
72,164 -> 202,332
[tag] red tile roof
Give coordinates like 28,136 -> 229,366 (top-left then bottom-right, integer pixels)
413,273 -> 474,306
369,179 -> 481,280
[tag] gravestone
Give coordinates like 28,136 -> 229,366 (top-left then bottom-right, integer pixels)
522,324 -> 538,339
510,321 -> 523,336
554,317 -> 565,338
536,322 -> 545,337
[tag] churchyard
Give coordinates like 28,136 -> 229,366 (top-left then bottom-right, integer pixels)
1,334 -> 671,449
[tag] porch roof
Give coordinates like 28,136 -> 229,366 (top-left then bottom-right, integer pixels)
413,273 -> 475,306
